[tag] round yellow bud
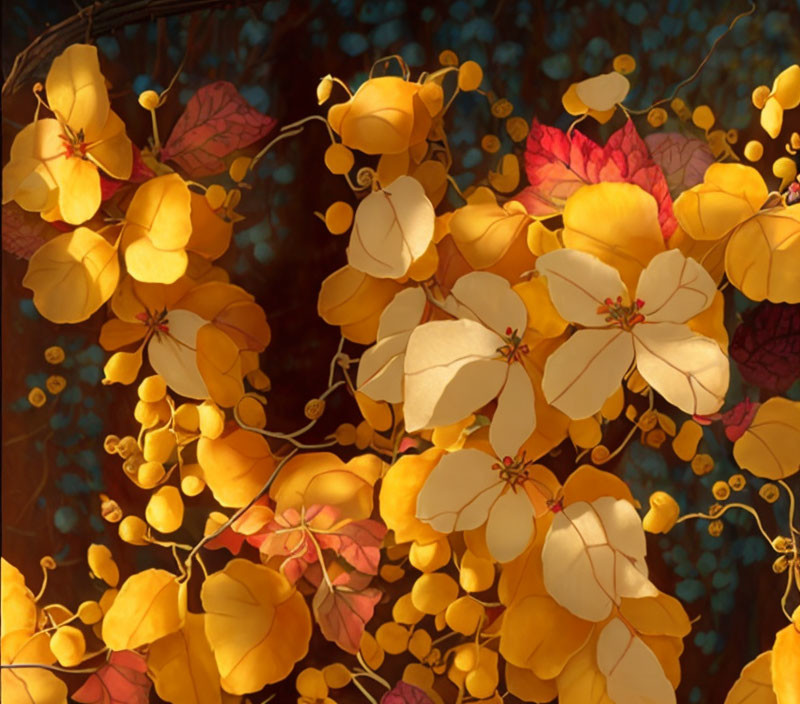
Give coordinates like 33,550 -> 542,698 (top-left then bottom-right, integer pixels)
491,98 -> 514,118
323,663 -> 351,689
411,573 -> 459,614
198,400 -> 225,439
392,593 -> 425,625
759,483 -> 780,503
712,481 -> 731,501
708,502 -> 723,517
103,435 -> 120,454
87,544 -> 119,588
481,135 -> 501,153
122,454 -> 144,478
408,629 -> 432,660
647,107 -> 668,127
744,140 -> 764,162
228,156 -> 251,183
77,601 -> 103,625
324,143 -> 355,175
137,461 -> 166,489
691,453 -> 714,476
51,626 -> 86,667
591,444 -> 611,465
304,398 -> 326,420
46,375 -> 67,394
28,387 -> 46,408
205,184 -> 227,211
296,667 -> 327,699
506,116 -> 529,143
100,495 -> 123,523
409,537 -> 451,572
174,403 -> 200,432
354,420 -> 372,450
642,491 -> 680,534
44,345 -> 65,364
708,519 -> 724,537
317,74 -> 334,105
445,596 -> 485,635
772,536 -> 790,552
772,556 -> 789,573
458,61 -> 483,91
334,423 -> 357,446
143,426 -> 176,464
324,201 -> 354,235
376,622 -> 410,654
613,54 -> 636,75
459,550 -> 495,593
138,90 -> 160,110
752,85 -> 770,110
728,474 -> 746,491
137,375 -> 167,404
439,50 -> 458,66
145,486 -> 185,534
453,643 -> 479,672
180,463 -> 206,497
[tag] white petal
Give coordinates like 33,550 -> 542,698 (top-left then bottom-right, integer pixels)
446,271 -> 528,336
485,490 -> 535,563
377,286 -> 427,339
490,362 -> 536,459
542,328 -> 634,420
597,619 -> 676,704
357,333 -> 410,403
347,175 -> 435,279
542,499 -> 657,622
535,249 -> 629,327
575,72 -> 630,112
633,322 -> 729,415
416,449 -> 503,533
404,319 -> 507,431
636,250 -> 717,323
148,309 -> 209,400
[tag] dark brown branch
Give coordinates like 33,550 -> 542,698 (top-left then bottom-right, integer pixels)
2,0 -> 266,98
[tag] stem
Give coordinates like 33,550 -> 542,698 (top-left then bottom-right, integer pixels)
249,127 -> 304,172
356,652 -> 391,689
149,108 -> 161,154
677,503 -> 778,549
1,663 -> 99,675
351,675 -> 379,704
306,529 -> 334,592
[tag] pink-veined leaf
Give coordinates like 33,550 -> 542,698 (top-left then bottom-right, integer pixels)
517,119 -> 676,237
317,518 -> 387,575
72,650 -> 152,704
644,132 -> 715,198
161,81 -> 277,177
2,202 -> 60,259
312,571 -> 382,654
381,681 -> 435,704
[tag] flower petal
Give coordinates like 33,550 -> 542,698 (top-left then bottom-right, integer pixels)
404,319 -> 507,431
542,328 -> 634,420
148,309 -> 209,399
446,271 -> 528,336
574,72 -> 630,112
376,286 -> 427,339
485,489 -> 535,563
88,110 -> 133,180
636,250 -> 717,323
536,249 -> 629,327
51,154 -> 101,225
562,182 -> 665,292
490,362 -> 536,459
357,334 -> 411,404
416,449 -> 503,533
633,322 -> 729,415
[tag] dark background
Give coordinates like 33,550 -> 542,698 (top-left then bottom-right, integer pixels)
3,1 -> 800,702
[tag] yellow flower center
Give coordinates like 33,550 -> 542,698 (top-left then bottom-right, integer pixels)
497,326 -> 529,363
596,296 -> 646,331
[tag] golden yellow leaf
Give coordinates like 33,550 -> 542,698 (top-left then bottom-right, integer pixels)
725,207 -> 800,303
187,191 -> 233,261
102,569 -> 183,651
201,559 -> 311,695
772,620 -> 800,704
562,182 -> 665,293
733,397 -> 800,480
619,592 -> 691,638
148,612 -> 223,704
1,559 -> 37,645
196,428 -> 276,508
22,227 -> 119,324
488,153 -> 521,193
1,666 -> 67,704
556,631 -> 613,704
505,663 -> 558,703
667,226 -> 728,284
724,651 -> 776,704
196,324 -> 244,408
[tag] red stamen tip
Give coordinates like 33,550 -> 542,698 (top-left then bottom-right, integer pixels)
135,312 -> 149,322
505,326 -> 512,335
616,295 -> 622,303
636,298 -> 645,309
502,456 -> 513,466
604,297 -> 613,305
157,323 -> 169,333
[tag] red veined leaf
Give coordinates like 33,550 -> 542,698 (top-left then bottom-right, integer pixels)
644,132 -> 715,198
130,144 -> 156,183
72,650 -> 152,704
721,398 -> 760,442
317,518 -> 387,575
2,202 -> 60,259
381,681 -> 435,704
312,571 -> 382,654
161,81 -> 277,177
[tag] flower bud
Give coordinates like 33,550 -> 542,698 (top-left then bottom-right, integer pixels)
642,491 -> 680,534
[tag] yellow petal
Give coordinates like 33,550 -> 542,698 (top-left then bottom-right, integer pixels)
1,559 -> 38,644
488,153 -> 520,194
724,651 -> 776,704
102,568 -> 183,650
725,206 -> 800,303
45,44 -> 110,139
619,592 -> 690,637
771,621 -> 800,704
50,154 -> 101,225
125,174 -> 193,251
733,397 -> 800,480
505,663 -> 558,704
561,84 -> 588,116
196,324 -> 244,408
201,560 -> 311,694
23,227 -> 119,323
102,347 -> 144,386
411,573 -> 459,615
562,182 -> 665,292
760,97 -> 783,139
673,163 -> 768,241
187,192 -> 233,260
87,110 -> 133,180
124,234 -> 189,284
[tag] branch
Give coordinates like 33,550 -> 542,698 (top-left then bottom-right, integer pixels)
2,0 -> 266,98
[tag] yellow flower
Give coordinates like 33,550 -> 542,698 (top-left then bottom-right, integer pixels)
758,64 -> 800,138
2,44 -> 132,224
561,71 -> 630,124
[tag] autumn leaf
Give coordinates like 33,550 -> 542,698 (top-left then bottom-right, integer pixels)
2,202 -> 59,259
733,397 -> 800,479
730,302 -> 800,392
644,133 -> 715,198
317,518 -> 388,575
381,681 -> 435,704
517,119 -> 676,237
161,81 -> 276,177
22,227 -> 119,324
771,619 -> 800,704
724,651 -> 776,704
72,650 -> 151,704
313,571 -> 382,654
196,323 -> 244,408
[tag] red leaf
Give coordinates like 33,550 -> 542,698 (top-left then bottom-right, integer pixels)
204,526 -> 246,555
130,145 -> 156,183
721,398 -> 760,443
730,302 -> 800,392
100,176 -> 125,201
161,81 -> 276,177
312,571 -> 382,654
381,681 -> 435,704
72,651 -> 152,704
2,203 -> 60,259
317,519 -> 387,575
517,119 -> 676,237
